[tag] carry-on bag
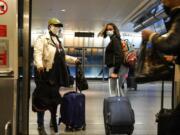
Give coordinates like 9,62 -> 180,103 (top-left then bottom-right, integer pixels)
156,79 -> 174,135
127,65 -> 137,90
127,76 -> 137,90
103,78 -> 135,135
60,91 -> 86,131
59,64 -> 86,131
156,64 -> 175,135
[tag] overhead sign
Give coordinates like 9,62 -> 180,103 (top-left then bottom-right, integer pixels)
0,0 -> 8,15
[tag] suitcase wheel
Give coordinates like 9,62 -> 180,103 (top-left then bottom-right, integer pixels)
134,85 -> 137,91
65,126 -> 74,132
105,126 -> 110,135
82,125 -> 86,130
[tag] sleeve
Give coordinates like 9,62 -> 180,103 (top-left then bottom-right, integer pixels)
33,36 -> 44,69
151,18 -> 180,55
112,38 -> 122,73
65,55 -> 78,64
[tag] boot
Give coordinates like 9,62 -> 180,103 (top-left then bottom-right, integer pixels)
37,125 -> 47,135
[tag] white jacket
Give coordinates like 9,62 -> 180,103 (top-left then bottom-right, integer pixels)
33,33 -> 77,71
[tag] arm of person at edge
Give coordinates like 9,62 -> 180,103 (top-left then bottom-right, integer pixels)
33,36 -> 45,74
142,18 -> 180,55
111,37 -> 122,78
60,40 -> 81,65
65,55 -> 81,65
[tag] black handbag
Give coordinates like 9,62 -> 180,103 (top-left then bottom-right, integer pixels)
76,64 -> 88,91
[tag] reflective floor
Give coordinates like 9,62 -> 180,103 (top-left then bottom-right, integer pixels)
29,80 -> 172,135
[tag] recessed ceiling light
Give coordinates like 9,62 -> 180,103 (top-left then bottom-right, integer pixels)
60,9 -> 66,12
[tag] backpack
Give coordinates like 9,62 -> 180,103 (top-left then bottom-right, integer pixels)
121,39 -> 137,66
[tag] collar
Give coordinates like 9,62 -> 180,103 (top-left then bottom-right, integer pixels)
172,6 -> 180,11
110,34 -> 116,39
44,33 -> 57,47
44,32 -> 58,39
171,6 -> 180,17
44,32 -> 51,39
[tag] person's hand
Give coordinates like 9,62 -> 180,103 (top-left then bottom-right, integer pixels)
75,58 -> 81,65
142,29 -> 154,41
110,73 -> 118,78
37,67 -> 44,74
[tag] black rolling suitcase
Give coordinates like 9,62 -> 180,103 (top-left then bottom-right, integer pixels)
155,64 -> 177,135
127,65 -> 137,90
156,80 -> 173,135
103,78 -> 135,135
59,64 -> 87,131
60,91 -> 86,130
127,76 -> 137,90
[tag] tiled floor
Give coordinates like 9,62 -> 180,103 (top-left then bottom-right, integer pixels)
29,80 -> 172,135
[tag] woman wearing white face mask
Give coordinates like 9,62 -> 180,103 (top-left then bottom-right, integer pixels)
99,23 -> 125,96
33,18 -> 80,134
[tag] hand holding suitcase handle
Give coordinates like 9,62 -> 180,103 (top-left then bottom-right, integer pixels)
110,73 -> 118,78
108,77 -> 121,97
75,58 -> 82,65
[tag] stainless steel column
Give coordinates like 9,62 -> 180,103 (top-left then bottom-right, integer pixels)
18,0 -> 31,134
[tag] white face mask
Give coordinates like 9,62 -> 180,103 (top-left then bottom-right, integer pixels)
106,30 -> 114,36
49,25 -> 61,36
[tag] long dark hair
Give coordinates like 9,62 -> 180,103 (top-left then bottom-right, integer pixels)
99,23 -> 120,38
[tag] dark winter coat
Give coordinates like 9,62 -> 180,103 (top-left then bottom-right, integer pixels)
152,7 -> 180,65
105,35 -> 123,73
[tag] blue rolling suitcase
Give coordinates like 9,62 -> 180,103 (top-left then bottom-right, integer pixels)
60,91 -> 86,131
59,64 -> 86,131
103,78 -> 135,135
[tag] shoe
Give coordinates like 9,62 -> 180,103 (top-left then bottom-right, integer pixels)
38,126 -> 47,135
53,124 -> 58,133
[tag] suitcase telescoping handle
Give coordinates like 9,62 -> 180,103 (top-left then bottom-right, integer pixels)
108,77 -> 123,97
75,63 -> 82,93
161,80 -> 164,110
75,64 -> 78,93
171,64 -> 175,109
160,64 -> 175,110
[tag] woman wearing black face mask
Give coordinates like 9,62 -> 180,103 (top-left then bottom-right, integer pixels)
99,23 -> 127,96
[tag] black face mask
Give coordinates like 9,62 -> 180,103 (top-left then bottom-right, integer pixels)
163,5 -> 171,16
